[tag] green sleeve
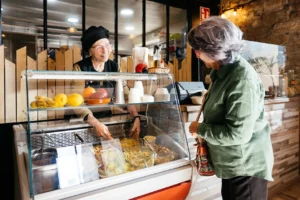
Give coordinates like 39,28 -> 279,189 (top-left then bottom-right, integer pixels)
198,79 -> 259,146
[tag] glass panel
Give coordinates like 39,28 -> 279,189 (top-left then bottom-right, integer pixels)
2,0 -> 43,61
145,1 -> 166,66
47,0 -> 82,52
117,0 -> 141,56
86,0 -> 115,59
167,6 -> 187,64
25,70 -> 189,196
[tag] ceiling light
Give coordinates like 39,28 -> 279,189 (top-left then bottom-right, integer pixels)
2,34 -> 5,38
121,9 -> 133,16
67,17 -> 78,23
67,27 -> 77,33
125,26 -> 134,31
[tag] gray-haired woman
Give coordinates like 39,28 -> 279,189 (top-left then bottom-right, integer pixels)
188,16 -> 274,200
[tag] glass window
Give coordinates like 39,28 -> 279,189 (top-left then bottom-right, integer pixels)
86,0 -> 114,57
2,0 -> 43,61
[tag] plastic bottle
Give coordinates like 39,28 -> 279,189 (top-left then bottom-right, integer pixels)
278,70 -> 286,97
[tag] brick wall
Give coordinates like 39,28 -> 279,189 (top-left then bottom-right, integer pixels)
220,0 -> 300,94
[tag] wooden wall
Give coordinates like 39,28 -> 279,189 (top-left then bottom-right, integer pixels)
0,45 -> 192,124
265,97 -> 300,198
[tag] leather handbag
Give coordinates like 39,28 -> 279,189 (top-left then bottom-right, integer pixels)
194,83 -> 215,176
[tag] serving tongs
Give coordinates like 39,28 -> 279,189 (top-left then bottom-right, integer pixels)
73,132 -> 84,154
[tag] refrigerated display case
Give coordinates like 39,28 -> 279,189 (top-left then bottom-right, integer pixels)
14,70 -> 193,200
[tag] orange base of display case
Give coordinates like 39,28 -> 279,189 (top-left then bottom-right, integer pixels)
130,181 -> 191,200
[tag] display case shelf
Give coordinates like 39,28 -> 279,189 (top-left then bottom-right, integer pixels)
28,101 -> 175,112
22,70 -> 160,81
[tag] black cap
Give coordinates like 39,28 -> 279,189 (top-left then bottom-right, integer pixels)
81,26 -> 109,52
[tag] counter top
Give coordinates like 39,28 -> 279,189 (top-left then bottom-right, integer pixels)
180,96 -> 299,111
264,96 -> 299,105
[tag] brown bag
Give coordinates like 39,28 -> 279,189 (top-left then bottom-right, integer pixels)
194,137 -> 215,176
194,83 -> 215,176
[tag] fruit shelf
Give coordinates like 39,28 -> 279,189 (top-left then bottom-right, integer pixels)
28,101 -> 175,111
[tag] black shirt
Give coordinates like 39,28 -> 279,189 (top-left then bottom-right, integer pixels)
74,57 -> 118,88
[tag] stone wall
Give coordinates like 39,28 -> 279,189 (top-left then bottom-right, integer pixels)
220,0 -> 300,94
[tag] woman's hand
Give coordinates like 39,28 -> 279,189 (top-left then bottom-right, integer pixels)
129,117 -> 140,140
189,121 -> 200,138
94,122 -> 113,139
87,114 -> 113,139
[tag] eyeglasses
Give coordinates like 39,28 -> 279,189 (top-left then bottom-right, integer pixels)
91,43 -> 111,51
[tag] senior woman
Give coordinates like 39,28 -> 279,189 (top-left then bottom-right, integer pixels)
188,16 -> 274,200
72,26 -> 140,140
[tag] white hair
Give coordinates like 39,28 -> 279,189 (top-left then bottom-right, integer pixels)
188,16 -> 245,64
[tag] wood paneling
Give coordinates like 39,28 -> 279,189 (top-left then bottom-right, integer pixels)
16,47 -> 27,122
269,177 -> 300,200
47,57 -> 56,120
73,45 -> 81,64
65,48 -> 73,95
267,98 -> 300,197
5,59 -> 16,123
27,56 -> 37,121
55,50 -> 65,119
37,50 -> 48,121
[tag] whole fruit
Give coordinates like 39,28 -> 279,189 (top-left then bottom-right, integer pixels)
89,88 -> 108,99
67,93 -> 84,106
54,93 -> 67,107
82,86 -> 96,99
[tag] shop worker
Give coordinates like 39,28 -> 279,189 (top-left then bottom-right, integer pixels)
188,16 -> 274,200
72,26 -> 140,140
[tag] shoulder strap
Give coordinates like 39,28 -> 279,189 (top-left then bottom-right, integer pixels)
196,82 -> 213,122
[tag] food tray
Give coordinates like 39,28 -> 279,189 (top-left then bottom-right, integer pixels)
148,67 -> 170,74
84,98 -> 111,105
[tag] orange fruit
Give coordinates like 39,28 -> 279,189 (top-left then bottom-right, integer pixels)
54,93 -> 67,107
67,93 -> 84,106
82,86 -> 96,99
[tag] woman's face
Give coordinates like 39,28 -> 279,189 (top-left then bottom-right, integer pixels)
89,38 -> 111,62
194,50 -> 220,70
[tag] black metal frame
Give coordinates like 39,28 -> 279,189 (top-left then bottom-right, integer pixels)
38,0 -> 189,65
82,0 -> 86,58
142,0 -> 146,47
166,4 -> 169,63
43,0 -> 47,50
114,0 -> 118,63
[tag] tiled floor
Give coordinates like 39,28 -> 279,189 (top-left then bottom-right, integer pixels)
269,179 -> 300,200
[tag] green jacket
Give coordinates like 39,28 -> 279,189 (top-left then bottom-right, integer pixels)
197,55 -> 274,181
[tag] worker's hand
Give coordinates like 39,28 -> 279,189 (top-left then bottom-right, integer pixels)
87,114 -> 113,139
129,117 -> 140,140
94,122 -> 113,139
189,121 -> 200,138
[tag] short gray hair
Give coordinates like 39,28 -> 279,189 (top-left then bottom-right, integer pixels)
188,16 -> 245,64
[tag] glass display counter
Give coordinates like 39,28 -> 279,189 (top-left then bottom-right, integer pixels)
14,70 -> 192,199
